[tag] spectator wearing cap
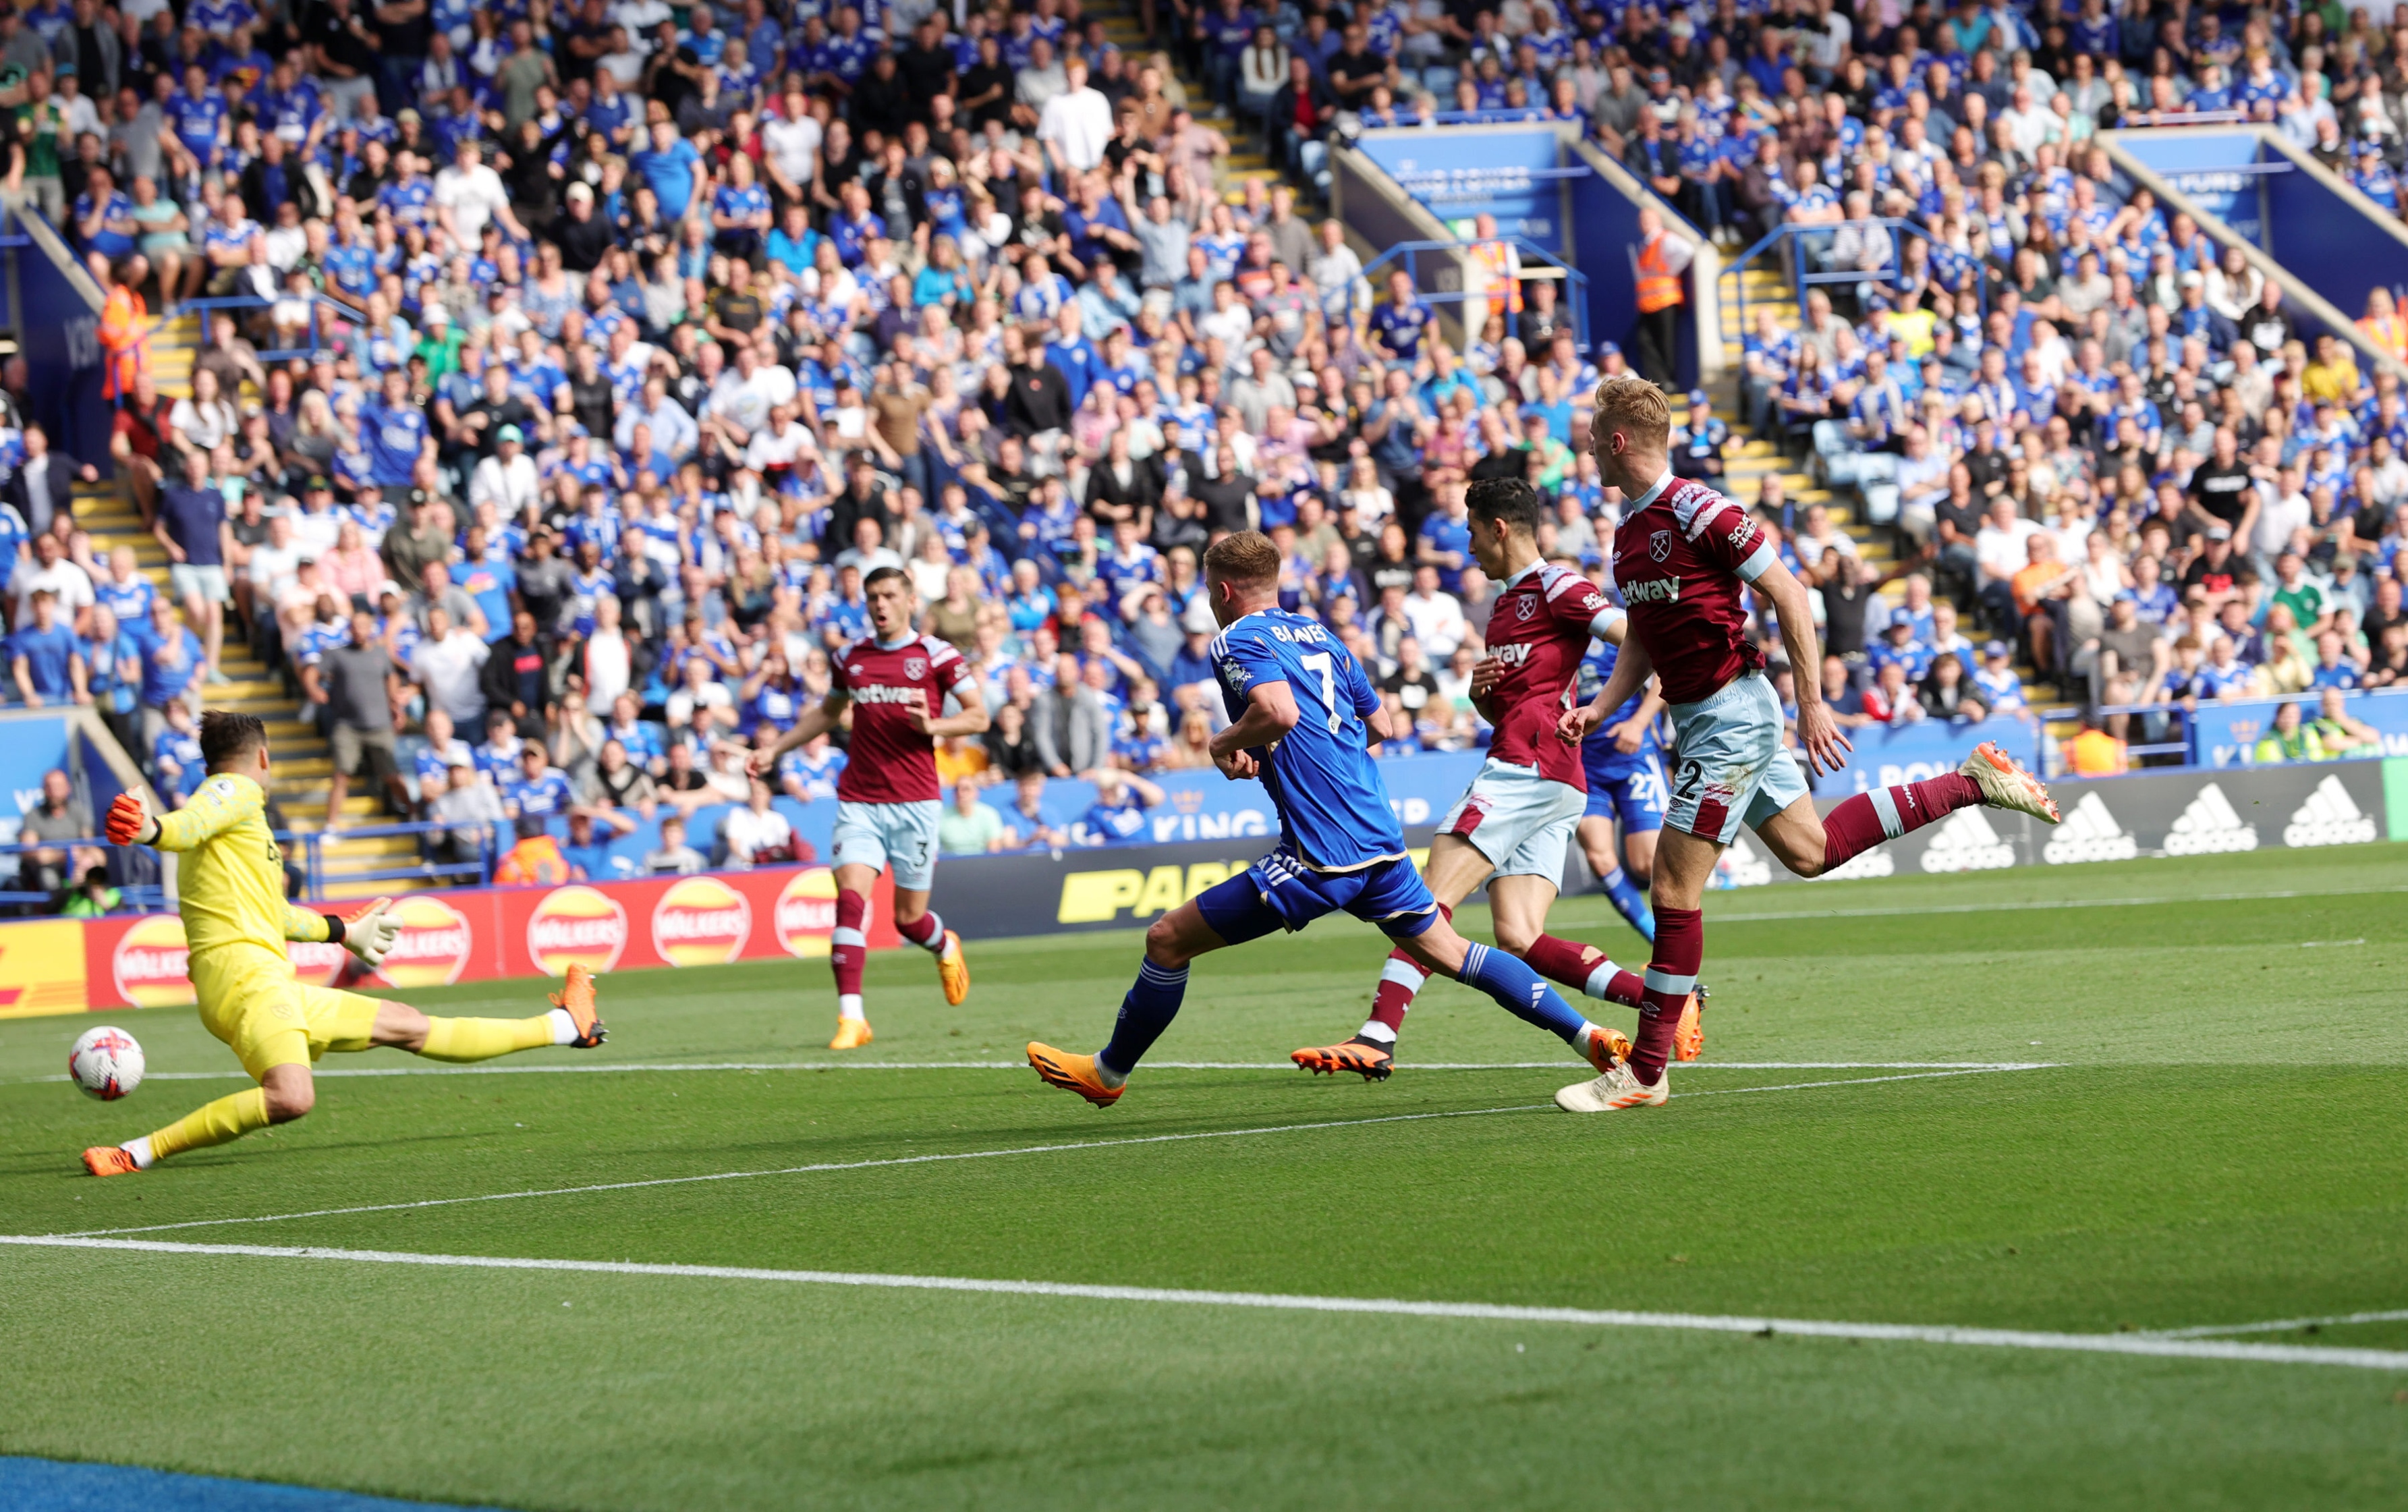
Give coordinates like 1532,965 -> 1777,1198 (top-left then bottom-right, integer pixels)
469,423 -> 541,518
1671,389 -> 1728,481
379,488 -> 447,597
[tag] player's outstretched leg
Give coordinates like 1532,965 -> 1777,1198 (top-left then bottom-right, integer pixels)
416,963 -> 608,1060
1029,878 -> 1264,1107
1808,743 -> 2062,877
1393,917 -> 1628,1079
85,1083 -> 279,1176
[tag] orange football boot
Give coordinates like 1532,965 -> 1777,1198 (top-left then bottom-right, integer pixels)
82,1146 -> 139,1177
1027,1042 -> 1124,1107
829,1017 -> 874,1051
549,963 -> 607,1047
935,930 -> 970,1006
1585,1024 -> 1635,1075
1674,985 -> 1709,1063
1290,1040 -> 1395,1082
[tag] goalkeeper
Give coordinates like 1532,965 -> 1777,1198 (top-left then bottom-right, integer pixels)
82,710 -> 607,1178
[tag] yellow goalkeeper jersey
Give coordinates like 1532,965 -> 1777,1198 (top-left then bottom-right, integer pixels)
154,772 -> 331,960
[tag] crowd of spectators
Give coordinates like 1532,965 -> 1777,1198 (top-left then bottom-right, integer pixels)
5,0 -> 2408,889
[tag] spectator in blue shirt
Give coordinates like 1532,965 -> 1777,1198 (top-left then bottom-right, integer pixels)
1078,768 -> 1163,846
506,740 -> 577,822
9,588 -> 83,707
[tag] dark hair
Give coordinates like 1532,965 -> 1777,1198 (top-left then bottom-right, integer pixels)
862,565 -> 910,594
1465,477 -> 1544,536
199,710 -> 267,773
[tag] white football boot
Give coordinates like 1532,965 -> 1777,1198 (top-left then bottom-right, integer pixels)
1555,1062 -> 1670,1113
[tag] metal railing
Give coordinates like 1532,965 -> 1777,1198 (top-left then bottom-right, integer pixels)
1725,218 -> 1989,338
301,819 -> 499,899
158,291 -> 360,364
0,836 -> 166,914
1360,234 -> 1592,355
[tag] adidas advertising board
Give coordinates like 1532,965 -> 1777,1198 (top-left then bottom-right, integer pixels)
2162,783 -> 2257,856
2044,792 -> 2141,864
2284,775 -> 2380,847
1917,808 -> 2017,872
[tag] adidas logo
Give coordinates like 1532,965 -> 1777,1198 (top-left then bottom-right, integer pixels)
1920,808 -> 2017,872
1711,835 -> 1774,889
2043,793 -> 2137,864
2283,775 -> 2378,847
2164,782 -> 2258,856
1818,847 -> 1895,881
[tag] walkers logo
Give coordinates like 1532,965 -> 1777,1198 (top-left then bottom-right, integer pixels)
378,897 -> 477,986
527,886 -> 629,976
2042,793 -> 2137,864
2164,783 -> 2258,856
652,876 -> 752,965
1818,847 -> 1895,881
1919,808 -> 2017,872
111,916 -> 196,1008
1710,835 -> 1774,888
2283,775 -> 2378,847
775,868 -> 839,957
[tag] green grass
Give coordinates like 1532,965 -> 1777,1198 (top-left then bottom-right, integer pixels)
3,846 -> 2407,1509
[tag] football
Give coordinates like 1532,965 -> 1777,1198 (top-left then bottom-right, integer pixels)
68,1026 -> 144,1101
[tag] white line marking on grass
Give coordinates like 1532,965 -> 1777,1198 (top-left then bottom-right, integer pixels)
5,1233 -> 2403,1373
60,1067 -> 2045,1239
1710,885 -> 2408,924
2299,939 -> 2368,949
2148,1308 -> 2408,1339
3,1061 -> 2055,1086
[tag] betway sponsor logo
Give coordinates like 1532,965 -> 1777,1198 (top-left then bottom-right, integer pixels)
847,684 -> 928,705
1622,576 -> 1682,604
2164,783 -> 2257,856
2042,793 -> 2136,864
1919,808 -> 2016,872
2284,775 -> 2378,847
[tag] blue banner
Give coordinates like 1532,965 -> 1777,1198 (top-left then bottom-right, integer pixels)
1355,128 -> 1567,253
1816,717 -> 2042,797
2189,689 -> 2408,768
0,714 -> 72,843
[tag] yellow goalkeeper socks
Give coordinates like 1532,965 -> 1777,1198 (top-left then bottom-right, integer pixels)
416,1016 -> 558,1063
144,1086 -> 271,1163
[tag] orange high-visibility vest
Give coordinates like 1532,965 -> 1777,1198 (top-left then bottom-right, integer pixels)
97,285 -> 149,401
2360,313 -> 2408,364
1467,239 -> 1522,312
1635,233 -> 1683,313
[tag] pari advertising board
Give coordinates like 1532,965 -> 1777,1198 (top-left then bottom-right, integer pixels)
65,864 -> 891,1012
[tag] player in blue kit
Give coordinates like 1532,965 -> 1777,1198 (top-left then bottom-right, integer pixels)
1574,638 -> 1668,943
1027,532 -> 1633,1107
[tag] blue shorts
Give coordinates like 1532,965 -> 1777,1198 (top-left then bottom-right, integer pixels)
1664,671 -> 1810,845
1199,846 -> 1438,941
1582,749 -> 1669,834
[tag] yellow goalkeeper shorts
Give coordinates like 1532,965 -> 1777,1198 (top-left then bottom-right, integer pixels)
191,945 -> 384,1080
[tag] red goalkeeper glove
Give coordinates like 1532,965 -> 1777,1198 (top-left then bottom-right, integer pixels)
105,793 -> 155,847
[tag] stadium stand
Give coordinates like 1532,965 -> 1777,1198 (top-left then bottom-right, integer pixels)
7,0 -> 2406,912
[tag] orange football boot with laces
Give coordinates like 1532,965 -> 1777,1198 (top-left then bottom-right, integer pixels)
829,1017 -> 874,1051
935,930 -> 970,1006
1027,1042 -> 1124,1107
1674,985 -> 1709,1063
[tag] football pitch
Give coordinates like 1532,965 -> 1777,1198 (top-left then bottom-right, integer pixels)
2,847 -> 2406,1510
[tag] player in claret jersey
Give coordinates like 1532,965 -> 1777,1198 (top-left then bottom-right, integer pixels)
1556,378 -> 2061,1115
1289,478 -> 1688,1083
1026,532 -> 1636,1107
752,567 -> 987,1047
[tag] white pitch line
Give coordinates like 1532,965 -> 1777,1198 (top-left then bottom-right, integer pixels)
2148,1308 -> 2408,1339
59,1067 -> 2044,1240
1708,883 -> 2408,924
7,1059 -> 2054,1086
5,1233 -> 2403,1373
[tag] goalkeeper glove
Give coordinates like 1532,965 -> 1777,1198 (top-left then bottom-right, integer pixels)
341,897 -> 401,969
105,792 -> 157,847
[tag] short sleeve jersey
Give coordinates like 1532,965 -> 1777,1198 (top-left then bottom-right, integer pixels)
831,632 -> 973,804
1609,474 -> 1776,706
1211,607 -> 1403,872
1479,561 -> 1624,788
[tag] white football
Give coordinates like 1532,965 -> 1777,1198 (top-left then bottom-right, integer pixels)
69,1026 -> 144,1101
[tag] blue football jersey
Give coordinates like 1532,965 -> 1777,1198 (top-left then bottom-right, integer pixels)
1211,608 -> 1401,871
1577,640 -> 1658,779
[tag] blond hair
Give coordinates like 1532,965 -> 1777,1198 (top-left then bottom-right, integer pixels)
1203,530 -> 1283,586
1590,375 -> 1672,455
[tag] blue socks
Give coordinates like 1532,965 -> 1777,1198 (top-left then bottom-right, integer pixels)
1600,865 -> 1657,944
1457,941 -> 1592,1046
1098,959 -> 1189,1079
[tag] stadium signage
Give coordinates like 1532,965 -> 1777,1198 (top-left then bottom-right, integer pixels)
377,897 -> 478,987
651,877 -> 753,965
773,868 -> 839,957
528,887 -> 631,976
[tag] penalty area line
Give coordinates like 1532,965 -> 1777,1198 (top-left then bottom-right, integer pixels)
2,1233 -> 2403,1374
56,1067 -> 2043,1241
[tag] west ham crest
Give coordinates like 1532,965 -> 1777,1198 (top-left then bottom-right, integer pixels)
1515,594 -> 1538,621
1648,530 -> 1674,563
903,657 -> 926,679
